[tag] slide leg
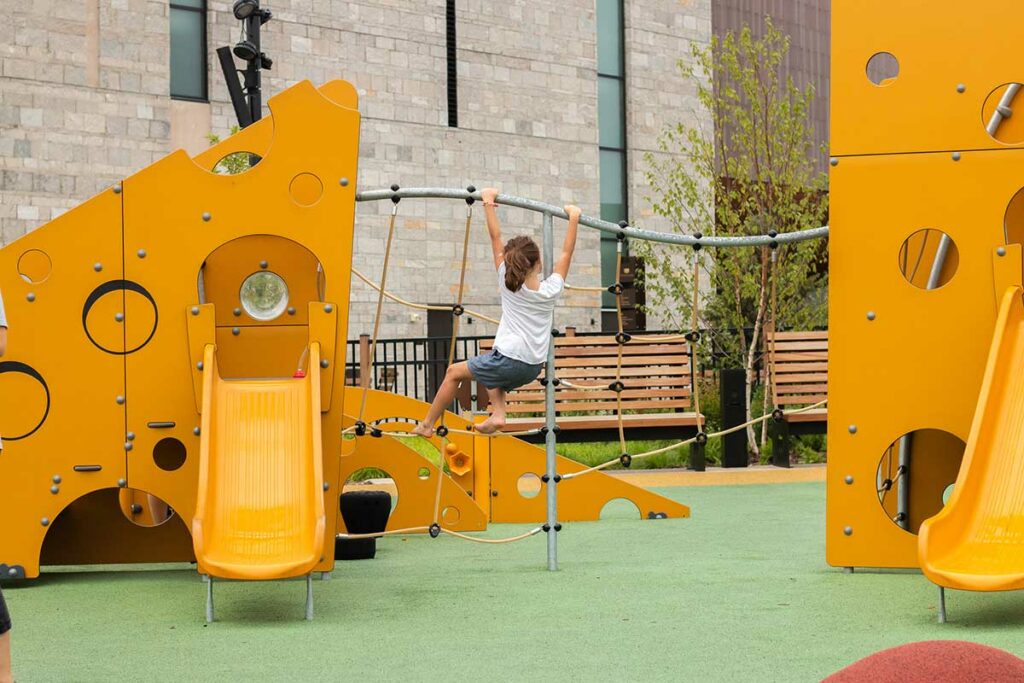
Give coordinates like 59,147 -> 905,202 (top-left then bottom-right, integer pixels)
305,574 -> 314,621
206,576 -> 214,624
938,586 -> 946,624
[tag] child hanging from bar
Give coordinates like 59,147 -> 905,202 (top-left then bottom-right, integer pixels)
412,187 -> 580,437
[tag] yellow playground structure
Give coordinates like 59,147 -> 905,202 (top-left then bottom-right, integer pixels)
828,0 -> 1024,621
0,79 -> 694,620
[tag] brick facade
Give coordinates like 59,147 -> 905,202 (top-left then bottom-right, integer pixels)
1,1 -> 712,337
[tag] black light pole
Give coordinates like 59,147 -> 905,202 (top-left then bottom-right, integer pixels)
219,0 -> 273,129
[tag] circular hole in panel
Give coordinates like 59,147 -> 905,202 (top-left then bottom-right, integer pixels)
119,489 -> 176,527
983,84 -> 1024,145
0,366 -> 49,441
517,473 -> 542,499
942,483 -> 955,506
599,498 -> 641,520
866,52 -> 899,86
212,152 -> 262,175
1004,187 -> 1024,247
290,173 -> 324,207
898,229 -> 959,289
18,249 -> 51,284
240,271 -> 289,320
344,467 -> 398,513
417,467 -> 430,480
442,506 -> 460,525
875,429 -> 965,534
153,437 -> 187,472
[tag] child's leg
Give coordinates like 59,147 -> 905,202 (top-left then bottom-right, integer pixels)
476,387 -> 507,435
412,361 -> 473,437
0,632 -> 10,683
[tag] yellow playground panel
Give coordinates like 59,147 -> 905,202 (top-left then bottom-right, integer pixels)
828,0 -> 1024,580
0,79 -> 688,601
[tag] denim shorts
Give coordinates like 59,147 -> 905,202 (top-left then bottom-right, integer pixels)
468,350 -> 543,391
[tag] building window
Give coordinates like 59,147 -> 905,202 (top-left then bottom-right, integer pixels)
170,0 -> 208,101
596,0 -> 628,323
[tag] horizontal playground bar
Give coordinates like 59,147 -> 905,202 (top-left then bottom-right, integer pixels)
355,187 -> 830,248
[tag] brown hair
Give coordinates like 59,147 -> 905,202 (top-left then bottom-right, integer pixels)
503,235 -> 541,292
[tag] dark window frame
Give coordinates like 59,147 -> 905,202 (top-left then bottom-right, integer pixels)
597,0 -> 628,315
446,0 -> 458,127
170,0 -> 209,103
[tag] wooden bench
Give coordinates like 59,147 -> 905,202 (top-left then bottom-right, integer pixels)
478,333 -> 706,466
767,329 -> 828,467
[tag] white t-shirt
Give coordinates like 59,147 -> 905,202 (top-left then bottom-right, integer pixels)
492,261 -> 564,365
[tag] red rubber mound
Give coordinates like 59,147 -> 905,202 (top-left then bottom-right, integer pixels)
824,640 -> 1024,682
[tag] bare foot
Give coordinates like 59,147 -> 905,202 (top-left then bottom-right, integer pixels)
411,422 -> 435,438
475,416 -> 506,435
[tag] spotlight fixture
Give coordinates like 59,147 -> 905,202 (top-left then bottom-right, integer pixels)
232,0 -> 259,20
233,39 -> 258,61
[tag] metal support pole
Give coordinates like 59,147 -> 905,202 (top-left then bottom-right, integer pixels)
897,433 -> 912,531
938,586 -> 946,624
243,13 -> 262,125
205,575 -> 214,624
305,574 -> 314,620
542,211 -> 558,571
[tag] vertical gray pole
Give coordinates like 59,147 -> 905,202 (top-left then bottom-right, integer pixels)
897,432 -> 912,530
542,212 -> 558,571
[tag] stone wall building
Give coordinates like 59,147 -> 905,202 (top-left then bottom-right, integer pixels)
1,0 -> 712,338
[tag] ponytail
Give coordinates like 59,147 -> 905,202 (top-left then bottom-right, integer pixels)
503,236 -> 541,292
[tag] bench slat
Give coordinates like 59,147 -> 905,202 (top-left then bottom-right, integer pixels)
507,399 -> 694,414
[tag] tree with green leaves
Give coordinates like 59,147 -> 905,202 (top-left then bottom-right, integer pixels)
636,17 -> 828,460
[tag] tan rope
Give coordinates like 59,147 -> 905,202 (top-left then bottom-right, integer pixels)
337,525 -> 544,545
342,424 -> 541,439
356,205 -> 400,424
433,204 -> 474,527
768,249 -> 779,407
351,267 -> 501,325
613,242 -> 627,454
561,399 -> 827,480
690,251 -> 704,434
564,283 -> 607,293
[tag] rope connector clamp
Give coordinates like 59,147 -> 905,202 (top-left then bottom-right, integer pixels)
370,428 -> 383,438
429,523 -> 441,538
685,331 -> 701,343
390,183 -> 401,204
465,185 -> 476,205
695,432 -> 708,446
615,332 -> 632,345
354,421 -> 367,437
608,283 -> 623,295
619,453 -> 632,468
435,425 -> 449,438
609,381 -> 625,393
692,232 -> 703,251
771,409 -> 785,422
452,304 -> 464,316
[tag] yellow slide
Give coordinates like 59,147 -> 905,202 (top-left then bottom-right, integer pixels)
192,343 -> 326,581
920,286 -> 1024,600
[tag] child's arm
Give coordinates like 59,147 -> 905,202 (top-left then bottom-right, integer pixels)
553,205 -> 581,280
481,188 -> 504,269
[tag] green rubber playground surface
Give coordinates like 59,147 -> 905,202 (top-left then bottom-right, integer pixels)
7,482 -> 1024,681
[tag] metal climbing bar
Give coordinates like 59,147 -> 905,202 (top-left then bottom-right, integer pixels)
355,187 -> 829,248
542,211 -> 559,571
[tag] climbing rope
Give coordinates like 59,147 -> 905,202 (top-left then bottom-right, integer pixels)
353,193 -> 401,432
432,196 -> 476,531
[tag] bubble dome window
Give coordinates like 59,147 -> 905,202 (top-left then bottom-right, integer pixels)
240,271 -> 289,321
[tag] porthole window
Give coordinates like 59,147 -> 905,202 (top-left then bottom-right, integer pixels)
240,271 -> 289,321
